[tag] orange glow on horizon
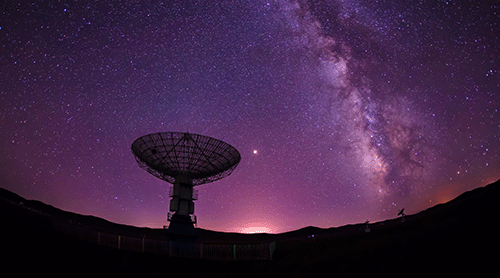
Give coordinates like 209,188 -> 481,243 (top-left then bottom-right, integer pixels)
427,182 -> 468,207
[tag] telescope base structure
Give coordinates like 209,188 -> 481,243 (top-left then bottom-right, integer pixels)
131,132 -> 241,238
167,213 -> 198,236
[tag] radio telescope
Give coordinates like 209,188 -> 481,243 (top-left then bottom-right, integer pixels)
131,132 -> 241,235
398,208 -> 406,223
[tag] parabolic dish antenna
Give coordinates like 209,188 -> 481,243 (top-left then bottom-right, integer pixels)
131,132 -> 241,234
398,208 -> 406,223
398,208 -> 405,216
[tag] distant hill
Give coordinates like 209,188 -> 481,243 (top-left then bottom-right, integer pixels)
1,179 -> 499,277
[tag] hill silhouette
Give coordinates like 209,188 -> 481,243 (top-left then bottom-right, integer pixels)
1,179 -> 499,277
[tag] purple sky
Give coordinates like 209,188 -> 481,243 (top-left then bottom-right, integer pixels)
1,0 -> 499,233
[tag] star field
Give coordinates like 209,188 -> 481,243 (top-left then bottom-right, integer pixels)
1,0 -> 499,233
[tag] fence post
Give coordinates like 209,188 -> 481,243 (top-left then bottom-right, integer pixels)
233,244 -> 236,260
200,243 -> 203,258
118,235 -> 121,250
269,241 -> 276,260
142,235 -> 145,253
97,232 -> 100,245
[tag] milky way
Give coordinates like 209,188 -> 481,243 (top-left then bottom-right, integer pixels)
1,1 -> 499,233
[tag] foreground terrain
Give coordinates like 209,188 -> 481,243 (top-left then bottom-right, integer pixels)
1,179 -> 499,277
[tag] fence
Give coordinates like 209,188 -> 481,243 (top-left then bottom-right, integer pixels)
52,219 -> 276,260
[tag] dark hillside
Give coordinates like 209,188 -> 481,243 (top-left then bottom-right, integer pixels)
1,179 -> 499,277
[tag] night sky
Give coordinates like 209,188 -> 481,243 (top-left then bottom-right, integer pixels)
1,0 -> 499,233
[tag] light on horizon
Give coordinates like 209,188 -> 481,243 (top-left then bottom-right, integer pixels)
239,226 -> 273,234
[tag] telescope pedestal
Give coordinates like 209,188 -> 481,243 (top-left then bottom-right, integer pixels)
167,213 -> 198,236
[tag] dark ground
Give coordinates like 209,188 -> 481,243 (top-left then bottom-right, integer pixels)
1,179 -> 499,277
